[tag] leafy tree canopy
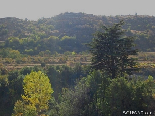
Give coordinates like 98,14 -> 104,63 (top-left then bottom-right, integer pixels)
21,71 -> 53,115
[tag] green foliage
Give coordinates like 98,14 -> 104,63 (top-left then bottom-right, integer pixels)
0,67 -> 8,75
46,97 -> 59,116
12,100 -> 24,116
8,70 -> 19,82
41,62 -> 46,67
8,74 -> 24,101
6,37 -> 20,49
0,24 -> 8,36
20,67 -> 32,75
88,20 -> 138,78
12,100 -> 37,116
2,13 -> 155,115
105,76 -> 155,115
24,49 -> 34,55
103,77 -> 134,115
71,51 -> 76,55
0,63 -> 155,116
0,48 -> 9,58
0,48 -> 21,58
60,35 -> 76,41
45,65 -> 90,100
55,66 -> 155,116
64,51 -> 72,55
0,74 -> 8,86
39,50 -> 51,57
59,36 -> 81,53
57,70 -> 110,116
2,13 -> 155,54
0,70 -> 24,116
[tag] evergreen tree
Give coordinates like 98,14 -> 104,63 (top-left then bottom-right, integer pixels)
88,20 -> 138,78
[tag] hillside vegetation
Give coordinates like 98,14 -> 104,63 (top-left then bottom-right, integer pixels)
1,12 -> 155,55
1,13 -> 155,116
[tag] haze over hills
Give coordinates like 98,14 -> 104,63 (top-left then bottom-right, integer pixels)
1,12 -> 155,54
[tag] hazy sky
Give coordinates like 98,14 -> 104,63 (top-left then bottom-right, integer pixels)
0,0 -> 154,20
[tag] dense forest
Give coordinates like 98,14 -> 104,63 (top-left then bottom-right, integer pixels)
1,12 -> 155,116
1,12 -> 155,55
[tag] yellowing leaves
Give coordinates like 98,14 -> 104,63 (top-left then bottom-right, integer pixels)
13,71 -> 54,115
134,62 -> 155,69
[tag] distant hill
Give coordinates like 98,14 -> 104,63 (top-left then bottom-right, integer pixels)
1,12 -> 155,54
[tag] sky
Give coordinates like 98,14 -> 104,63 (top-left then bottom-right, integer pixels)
0,0 -> 154,20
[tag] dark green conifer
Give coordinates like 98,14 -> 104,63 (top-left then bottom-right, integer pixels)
88,20 -> 138,78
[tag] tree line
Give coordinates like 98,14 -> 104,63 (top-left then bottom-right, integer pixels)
1,12 -> 155,53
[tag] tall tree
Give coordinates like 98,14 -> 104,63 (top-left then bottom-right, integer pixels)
88,20 -> 138,78
13,71 -> 53,115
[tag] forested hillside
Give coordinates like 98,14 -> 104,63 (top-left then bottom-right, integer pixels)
1,12 -> 155,55
1,13 -> 155,116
